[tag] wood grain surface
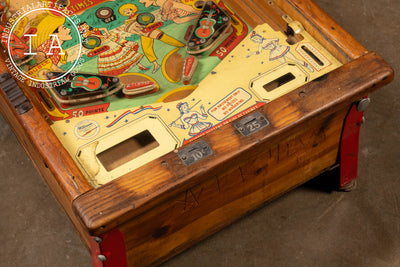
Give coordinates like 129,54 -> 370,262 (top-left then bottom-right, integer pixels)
73,51 -> 394,237
0,1 -> 394,266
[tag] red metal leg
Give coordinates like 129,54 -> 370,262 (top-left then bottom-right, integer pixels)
339,97 -> 369,189
90,228 -> 127,267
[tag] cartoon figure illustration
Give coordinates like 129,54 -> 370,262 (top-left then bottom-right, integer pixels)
118,3 -> 185,73
247,31 -> 314,73
30,14 -> 72,72
139,0 -> 201,24
170,102 -> 212,136
78,21 -> 147,75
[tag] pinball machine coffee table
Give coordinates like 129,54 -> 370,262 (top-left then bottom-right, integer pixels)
0,0 -> 393,266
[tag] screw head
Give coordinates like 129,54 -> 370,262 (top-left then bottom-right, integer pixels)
357,98 -> 370,112
160,161 -> 168,167
93,237 -> 103,243
97,255 -> 107,262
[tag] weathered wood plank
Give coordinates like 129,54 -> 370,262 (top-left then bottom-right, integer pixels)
0,58 -> 93,248
120,106 -> 346,266
73,52 -> 394,236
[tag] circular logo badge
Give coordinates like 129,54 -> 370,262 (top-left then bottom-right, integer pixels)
74,120 -> 100,140
7,7 -> 82,83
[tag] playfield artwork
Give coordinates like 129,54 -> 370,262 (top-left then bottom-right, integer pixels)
0,1 -> 395,266
3,0 -> 249,121
1,0 -> 342,186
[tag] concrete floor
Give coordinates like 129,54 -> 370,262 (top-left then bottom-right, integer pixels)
1,0 -> 399,266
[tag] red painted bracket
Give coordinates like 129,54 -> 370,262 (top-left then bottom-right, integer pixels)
90,228 -> 127,267
339,98 -> 368,187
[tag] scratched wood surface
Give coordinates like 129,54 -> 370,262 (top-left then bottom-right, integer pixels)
119,106 -> 348,266
0,0 -> 394,266
71,52 -> 393,266
0,57 -> 93,249
73,50 -> 393,235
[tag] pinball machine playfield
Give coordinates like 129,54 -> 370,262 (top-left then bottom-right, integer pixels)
0,0 -> 393,266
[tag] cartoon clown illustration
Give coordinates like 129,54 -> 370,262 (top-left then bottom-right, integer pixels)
247,31 -> 314,73
170,102 -> 212,136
